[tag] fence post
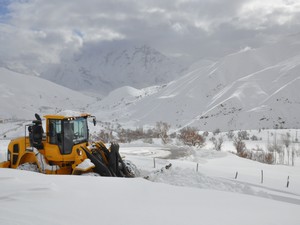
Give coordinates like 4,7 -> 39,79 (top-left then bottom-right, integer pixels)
235,171 -> 238,179
153,158 -> 156,168
287,176 -> 290,188
261,170 -> 264,184
196,163 -> 199,172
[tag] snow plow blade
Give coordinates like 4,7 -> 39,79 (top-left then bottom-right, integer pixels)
81,147 -> 113,176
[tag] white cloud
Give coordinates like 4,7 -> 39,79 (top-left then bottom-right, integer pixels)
237,0 -> 300,28
1,0 -> 300,70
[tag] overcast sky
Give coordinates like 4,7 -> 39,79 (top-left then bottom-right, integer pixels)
0,0 -> 300,70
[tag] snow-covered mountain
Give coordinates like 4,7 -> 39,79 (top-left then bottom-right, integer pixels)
41,43 -> 187,96
2,34 -> 300,131
0,67 -> 96,120
91,34 -> 300,131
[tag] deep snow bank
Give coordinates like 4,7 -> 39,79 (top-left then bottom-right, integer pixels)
1,169 -> 300,225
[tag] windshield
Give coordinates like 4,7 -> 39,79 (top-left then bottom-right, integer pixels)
66,117 -> 88,144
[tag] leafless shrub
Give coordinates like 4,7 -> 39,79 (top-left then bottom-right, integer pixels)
233,137 -> 246,154
237,130 -> 249,140
203,131 -> 209,137
250,135 -> 258,141
226,130 -> 234,140
118,127 -> 148,143
267,141 -> 283,164
143,138 -> 153,144
156,121 -> 171,144
178,127 -> 205,147
238,150 -> 252,159
282,132 -> 291,148
251,145 -> 264,161
213,128 -> 221,136
281,132 -> 291,165
264,153 -> 274,164
267,143 -> 283,154
97,130 -> 114,143
210,136 -> 224,151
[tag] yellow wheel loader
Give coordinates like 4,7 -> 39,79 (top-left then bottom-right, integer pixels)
0,113 -> 137,177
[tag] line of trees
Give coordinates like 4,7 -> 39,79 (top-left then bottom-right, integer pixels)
233,131 -> 298,165
90,121 -> 206,146
267,132 -> 297,166
90,121 -> 299,166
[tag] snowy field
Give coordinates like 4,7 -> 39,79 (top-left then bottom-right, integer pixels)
0,124 -> 300,225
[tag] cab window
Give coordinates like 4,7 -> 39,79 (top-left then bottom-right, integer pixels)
73,118 -> 88,144
49,119 -> 62,144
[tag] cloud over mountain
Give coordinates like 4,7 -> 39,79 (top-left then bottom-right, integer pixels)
1,0 -> 300,74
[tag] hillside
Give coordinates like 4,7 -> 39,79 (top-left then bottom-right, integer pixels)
41,43 -> 187,96
92,34 -> 300,131
0,67 -> 96,120
1,34 -> 300,131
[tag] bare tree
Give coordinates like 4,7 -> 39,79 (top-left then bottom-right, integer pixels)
178,126 -> 205,147
292,147 -> 295,166
226,130 -> 234,140
264,153 -> 274,164
282,132 -> 291,165
267,141 -> 283,164
233,137 -> 246,155
156,121 -> 171,144
237,130 -> 249,140
213,128 -> 221,136
97,130 -> 114,143
203,131 -> 209,137
210,136 -> 224,151
250,135 -> 258,141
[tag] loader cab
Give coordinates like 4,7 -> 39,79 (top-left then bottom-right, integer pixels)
44,114 -> 94,155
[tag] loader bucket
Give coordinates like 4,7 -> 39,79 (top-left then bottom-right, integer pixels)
81,147 -> 112,176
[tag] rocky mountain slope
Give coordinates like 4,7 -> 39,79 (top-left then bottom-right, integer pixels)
41,43 -> 187,96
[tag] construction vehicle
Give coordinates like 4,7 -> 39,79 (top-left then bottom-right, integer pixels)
0,113 -> 137,177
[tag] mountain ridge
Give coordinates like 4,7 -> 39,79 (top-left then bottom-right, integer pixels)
1,35 -> 300,131
41,43 -> 187,96
91,35 -> 300,131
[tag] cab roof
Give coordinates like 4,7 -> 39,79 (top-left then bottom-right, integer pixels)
44,113 -> 91,120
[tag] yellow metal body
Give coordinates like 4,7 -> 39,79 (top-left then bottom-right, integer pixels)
0,114 -> 109,175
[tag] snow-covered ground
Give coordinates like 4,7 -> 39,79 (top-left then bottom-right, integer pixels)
1,124 -> 300,225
